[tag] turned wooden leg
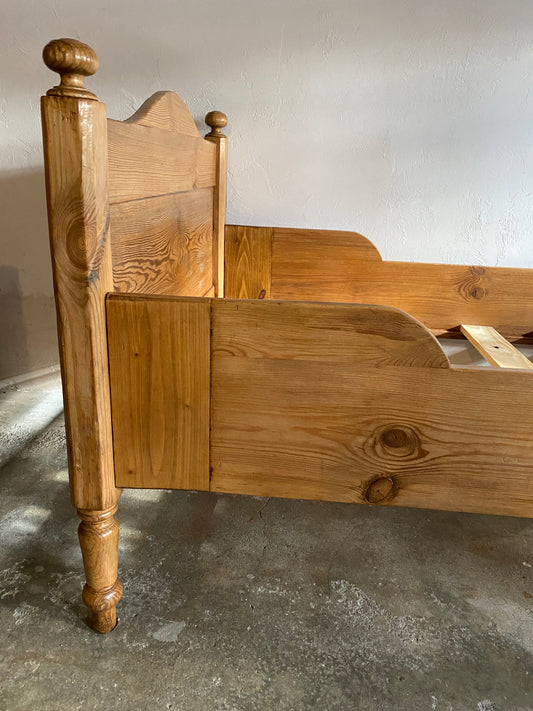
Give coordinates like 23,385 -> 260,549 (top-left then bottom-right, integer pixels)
77,504 -> 123,633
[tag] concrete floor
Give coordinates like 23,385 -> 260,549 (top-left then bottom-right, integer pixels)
1,372 -> 532,711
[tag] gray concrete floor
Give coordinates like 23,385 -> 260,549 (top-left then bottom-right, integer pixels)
1,372 -> 532,711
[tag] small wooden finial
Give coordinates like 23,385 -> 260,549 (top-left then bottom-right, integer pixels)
205,110 -> 228,138
43,38 -> 99,99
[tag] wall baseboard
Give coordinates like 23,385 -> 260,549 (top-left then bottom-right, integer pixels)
0,364 -> 61,391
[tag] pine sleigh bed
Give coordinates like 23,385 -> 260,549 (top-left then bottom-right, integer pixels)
40,38 -> 533,633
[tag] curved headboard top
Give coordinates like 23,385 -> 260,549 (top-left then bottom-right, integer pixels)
125,91 -> 203,137
42,38 -> 228,299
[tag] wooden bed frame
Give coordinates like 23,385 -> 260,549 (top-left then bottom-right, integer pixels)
40,39 -> 533,633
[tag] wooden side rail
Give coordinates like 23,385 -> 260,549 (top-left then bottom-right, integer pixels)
107,294 -> 533,518
460,325 -> 533,369
225,225 -> 533,341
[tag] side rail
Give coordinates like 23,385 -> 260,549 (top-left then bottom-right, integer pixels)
225,225 -> 533,341
107,294 -> 533,518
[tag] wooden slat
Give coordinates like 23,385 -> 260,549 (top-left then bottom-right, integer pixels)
460,325 -> 533,369
225,225 -> 273,299
110,188 -> 213,297
269,230 -> 533,340
212,299 -> 449,368
107,119 -> 216,204
211,340 -> 533,518
107,295 -> 210,490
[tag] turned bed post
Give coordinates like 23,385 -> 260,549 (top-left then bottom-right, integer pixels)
41,39 -> 122,632
205,110 -> 228,297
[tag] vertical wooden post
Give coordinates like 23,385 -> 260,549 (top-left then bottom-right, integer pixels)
205,111 -> 228,297
41,38 -> 122,632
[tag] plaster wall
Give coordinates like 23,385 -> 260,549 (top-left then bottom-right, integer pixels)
1,0 -> 532,378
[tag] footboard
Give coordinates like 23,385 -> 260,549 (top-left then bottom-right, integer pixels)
225,225 -> 533,341
107,294 -> 533,518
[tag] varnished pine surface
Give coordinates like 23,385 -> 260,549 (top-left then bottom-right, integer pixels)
110,188 -> 214,296
106,293 -> 533,517
225,225 -> 533,340
41,94 -> 119,511
107,295 -> 211,490
107,120 -> 216,204
225,226 -> 272,300
211,357 -> 533,518
125,91 -> 202,136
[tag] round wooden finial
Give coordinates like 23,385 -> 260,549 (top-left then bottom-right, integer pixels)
205,110 -> 228,138
43,38 -> 98,99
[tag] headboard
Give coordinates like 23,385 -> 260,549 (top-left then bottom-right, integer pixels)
108,92 -> 227,297
42,38 -> 227,301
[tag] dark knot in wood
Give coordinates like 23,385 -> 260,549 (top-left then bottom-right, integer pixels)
458,266 -> 487,302
365,477 -> 395,504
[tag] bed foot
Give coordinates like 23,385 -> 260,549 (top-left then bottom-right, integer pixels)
77,504 -> 122,633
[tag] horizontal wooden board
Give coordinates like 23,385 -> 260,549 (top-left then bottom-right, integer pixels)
110,188 -> 213,297
224,226 -> 381,300
211,357 -> 533,518
212,299 -> 448,368
107,119 -> 216,204
107,295 -> 210,490
270,232 -> 533,340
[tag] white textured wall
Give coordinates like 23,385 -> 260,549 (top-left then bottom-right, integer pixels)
1,0 -> 532,378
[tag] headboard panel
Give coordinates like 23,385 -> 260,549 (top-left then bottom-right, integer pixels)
110,188 -> 214,296
106,91 -> 225,297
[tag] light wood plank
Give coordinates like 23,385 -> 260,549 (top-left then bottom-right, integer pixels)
107,119 -> 216,204
212,299 -> 449,368
211,356 -> 533,519
460,325 -> 533,369
110,188 -> 213,297
225,225 -> 272,299
107,295 -> 210,490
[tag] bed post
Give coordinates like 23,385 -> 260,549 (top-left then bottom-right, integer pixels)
41,39 -> 122,633
205,111 -> 228,297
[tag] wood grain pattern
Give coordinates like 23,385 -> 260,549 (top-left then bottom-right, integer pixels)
107,294 -> 211,490
107,119 -> 216,204
110,188 -> 214,296
41,44 -> 123,633
42,38 -> 98,100
41,94 -> 119,512
125,91 -> 201,136
270,231 -> 533,339
211,355 -> 533,518
212,299 -> 449,368
225,225 -> 272,299
78,505 -> 123,633
460,325 -> 533,369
